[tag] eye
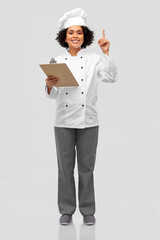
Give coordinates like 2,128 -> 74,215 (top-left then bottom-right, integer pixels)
68,32 -> 82,35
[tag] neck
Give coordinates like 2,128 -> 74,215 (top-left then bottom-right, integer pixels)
68,47 -> 81,56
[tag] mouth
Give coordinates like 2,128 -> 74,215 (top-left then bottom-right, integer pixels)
71,40 -> 79,44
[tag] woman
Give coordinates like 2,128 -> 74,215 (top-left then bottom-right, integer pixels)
45,8 -> 118,225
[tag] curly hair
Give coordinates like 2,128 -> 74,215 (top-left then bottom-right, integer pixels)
55,26 -> 95,49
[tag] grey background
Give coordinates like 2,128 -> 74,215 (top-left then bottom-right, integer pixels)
0,0 -> 160,239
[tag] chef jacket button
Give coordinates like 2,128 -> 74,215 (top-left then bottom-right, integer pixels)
81,56 -> 83,58
66,104 -> 68,107
82,104 -> 84,107
81,92 -> 84,94
81,79 -> 83,81
65,58 -> 67,60
66,92 -> 68,94
81,66 -> 83,69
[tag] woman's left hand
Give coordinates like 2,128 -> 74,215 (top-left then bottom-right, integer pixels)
98,29 -> 110,55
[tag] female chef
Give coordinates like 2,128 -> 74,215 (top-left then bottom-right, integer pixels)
45,8 -> 118,225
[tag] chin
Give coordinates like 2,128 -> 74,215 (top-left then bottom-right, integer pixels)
71,45 -> 82,49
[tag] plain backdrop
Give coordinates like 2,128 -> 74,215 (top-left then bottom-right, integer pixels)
0,0 -> 160,239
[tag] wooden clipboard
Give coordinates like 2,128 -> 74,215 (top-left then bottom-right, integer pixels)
39,63 -> 79,87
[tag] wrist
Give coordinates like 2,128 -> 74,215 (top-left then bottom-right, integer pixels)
47,86 -> 52,94
103,51 -> 109,56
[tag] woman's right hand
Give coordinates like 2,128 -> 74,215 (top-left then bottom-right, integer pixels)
45,75 -> 60,88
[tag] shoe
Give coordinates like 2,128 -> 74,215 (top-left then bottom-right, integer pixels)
59,214 -> 72,225
83,214 -> 96,225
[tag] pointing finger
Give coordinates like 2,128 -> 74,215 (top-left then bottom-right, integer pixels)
103,29 -> 105,38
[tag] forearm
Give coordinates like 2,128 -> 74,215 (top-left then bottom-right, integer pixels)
102,53 -> 118,83
97,52 -> 118,83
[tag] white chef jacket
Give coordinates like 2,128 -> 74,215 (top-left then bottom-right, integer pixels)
45,48 -> 118,129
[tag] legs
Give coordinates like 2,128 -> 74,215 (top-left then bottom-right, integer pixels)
54,127 -> 77,215
76,126 -> 99,216
54,126 -> 99,216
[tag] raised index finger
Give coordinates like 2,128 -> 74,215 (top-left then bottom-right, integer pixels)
102,29 -> 105,38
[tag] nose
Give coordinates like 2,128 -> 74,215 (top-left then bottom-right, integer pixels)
73,32 -> 78,38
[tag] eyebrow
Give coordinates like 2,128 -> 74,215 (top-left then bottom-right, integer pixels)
68,30 -> 82,32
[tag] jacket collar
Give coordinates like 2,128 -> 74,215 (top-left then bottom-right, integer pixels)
65,48 -> 86,56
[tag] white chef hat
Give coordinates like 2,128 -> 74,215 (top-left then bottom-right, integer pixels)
58,8 -> 87,31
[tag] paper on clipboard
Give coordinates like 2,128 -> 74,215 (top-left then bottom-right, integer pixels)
39,63 -> 79,87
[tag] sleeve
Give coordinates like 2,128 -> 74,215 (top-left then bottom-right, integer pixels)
44,57 -> 59,99
45,84 -> 59,99
96,52 -> 118,83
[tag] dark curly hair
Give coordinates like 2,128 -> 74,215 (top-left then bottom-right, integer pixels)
55,26 -> 95,49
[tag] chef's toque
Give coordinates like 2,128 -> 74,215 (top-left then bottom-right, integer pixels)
58,8 -> 87,31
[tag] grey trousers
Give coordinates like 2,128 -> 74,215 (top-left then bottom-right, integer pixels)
54,126 -> 99,216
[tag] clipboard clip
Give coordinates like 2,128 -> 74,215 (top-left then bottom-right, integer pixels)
49,58 -> 57,64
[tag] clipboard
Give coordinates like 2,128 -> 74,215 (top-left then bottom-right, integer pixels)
39,63 -> 79,87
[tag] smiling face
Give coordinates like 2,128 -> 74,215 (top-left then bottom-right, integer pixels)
65,25 -> 84,50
